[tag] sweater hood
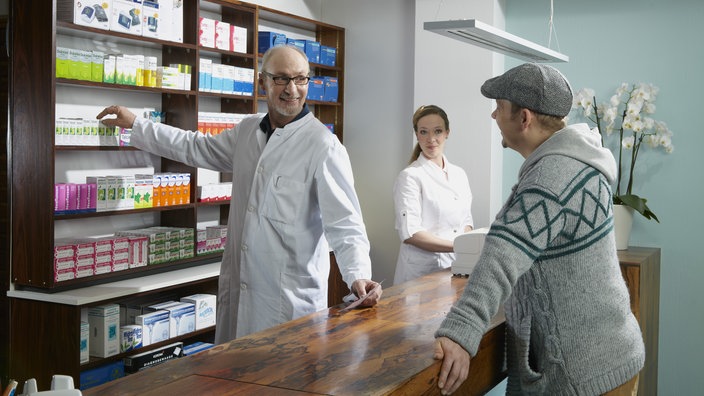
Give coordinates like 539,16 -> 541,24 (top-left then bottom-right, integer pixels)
520,123 -> 617,184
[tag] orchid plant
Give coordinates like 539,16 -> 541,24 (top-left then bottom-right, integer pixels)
572,83 -> 674,222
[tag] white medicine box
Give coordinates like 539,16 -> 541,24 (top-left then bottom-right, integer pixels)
70,1 -> 111,30
110,0 -> 143,36
80,321 -> 90,363
141,1 -> 160,39
88,304 -> 120,358
181,294 -> 216,330
136,310 -> 170,346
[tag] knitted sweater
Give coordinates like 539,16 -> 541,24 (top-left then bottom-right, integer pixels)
435,123 -> 645,395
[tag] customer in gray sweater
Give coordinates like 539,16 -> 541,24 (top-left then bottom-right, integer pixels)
434,63 -> 645,395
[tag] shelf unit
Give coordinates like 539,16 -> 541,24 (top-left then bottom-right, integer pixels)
7,0 -> 347,389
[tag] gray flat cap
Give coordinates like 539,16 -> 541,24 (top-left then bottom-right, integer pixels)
481,63 -> 573,117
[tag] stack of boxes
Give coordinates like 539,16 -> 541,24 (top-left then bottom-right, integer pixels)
198,59 -> 254,96
65,0 -> 183,43
116,226 -> 195,265
196,225 -> 228,255
54,182 -> 97,214
197,182 -> 232,203
199,17 -> 248,53
196,112 -> 248,135
64,172 -> 190,213
52,234 -> 149,282
54,118 -> 117,146
56,49 -> 190,91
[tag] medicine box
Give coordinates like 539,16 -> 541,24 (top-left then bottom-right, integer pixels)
63,1 -> 110,31
215,20 -> 231,50
258,31 -> 287,54
80,321 -> 89,364
199,58 -> 213,92
304,40 -> 321,64
286,38 -> 305,53
231,25 -> 247,53
148,301 -> 196,336
120,324 -> 143,353
307,77 -> 325,101
88,304 -> 120,358
323,76 -> 339,102
56,47 -> 70,79
180,294 -> 216,330
103,54 -> 116,84
183,341 -> 214,356
136,310 -> 170,346
165,302 -> 196,336
141,0 -> 160,39
199,17 -> 215,48
320,45 -> 337,67
124,341 -> 183,373
91,50 -> 104,83
111,0 -> 143,36
161,0 -> 184,43
79,361 -> 125,391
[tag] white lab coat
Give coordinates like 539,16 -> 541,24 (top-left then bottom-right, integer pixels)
393,155 -> 473,285
131,112 -> 372,343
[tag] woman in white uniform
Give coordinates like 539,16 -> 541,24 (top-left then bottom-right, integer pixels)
393,105 -> 474,285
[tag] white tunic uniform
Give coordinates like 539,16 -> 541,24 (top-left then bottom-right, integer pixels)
130,112 -> 372,342
393,155 -> 473,285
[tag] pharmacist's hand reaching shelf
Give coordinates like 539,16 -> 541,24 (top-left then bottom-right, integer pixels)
97,106 -> 137,129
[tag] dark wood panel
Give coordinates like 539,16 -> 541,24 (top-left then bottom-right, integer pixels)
10,0 -> 56,288
0,14 -> 10,387
327,252 -> 348,307
9,299 -> 81,391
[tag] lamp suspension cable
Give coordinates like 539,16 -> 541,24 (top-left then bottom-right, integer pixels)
547,0 -> 562,53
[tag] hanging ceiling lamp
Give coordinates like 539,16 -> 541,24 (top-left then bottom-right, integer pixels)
424,19 -> 568,63
424,1 -> 568,63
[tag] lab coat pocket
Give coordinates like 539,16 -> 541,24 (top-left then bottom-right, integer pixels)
263,174 -> 305,224
280,271 -> 322,321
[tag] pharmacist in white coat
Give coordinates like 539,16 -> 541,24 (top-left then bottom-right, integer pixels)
393,105 -> 474,285
97,45 -> 382,343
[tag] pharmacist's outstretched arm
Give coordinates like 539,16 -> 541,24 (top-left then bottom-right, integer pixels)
96,105 -> 137,129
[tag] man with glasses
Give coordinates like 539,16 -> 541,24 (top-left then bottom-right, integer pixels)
97,45 -> 381,344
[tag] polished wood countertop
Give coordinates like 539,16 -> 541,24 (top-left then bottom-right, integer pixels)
84,270 -> 507,395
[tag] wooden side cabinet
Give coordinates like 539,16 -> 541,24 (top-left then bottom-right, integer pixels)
618,246 -> 660,396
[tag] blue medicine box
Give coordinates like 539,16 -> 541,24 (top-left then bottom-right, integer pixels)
286,38 -> 306,52
323,76 -> 339,102
307,77 -> 325,101
320,46 -> 336,67
258,31 -> 287,54
80,361 -> 125,390
324,124 -> 334,134
304,40 -> 321,63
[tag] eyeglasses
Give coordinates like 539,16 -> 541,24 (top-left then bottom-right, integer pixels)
261,71 -> 311,86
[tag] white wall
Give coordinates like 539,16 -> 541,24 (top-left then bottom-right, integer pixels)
322,1 -> 415,284
413,0 -> 506,229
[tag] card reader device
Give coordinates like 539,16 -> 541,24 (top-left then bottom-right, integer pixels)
452,227 -> 489,277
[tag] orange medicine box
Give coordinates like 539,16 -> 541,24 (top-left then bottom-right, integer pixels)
181,173 -> 191,204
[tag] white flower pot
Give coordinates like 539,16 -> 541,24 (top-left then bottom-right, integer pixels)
613,204 -> 634,250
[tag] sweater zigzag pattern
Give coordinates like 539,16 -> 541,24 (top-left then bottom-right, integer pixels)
490,165 -> 613,261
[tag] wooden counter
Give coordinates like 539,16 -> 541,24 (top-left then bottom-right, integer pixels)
84,270 -> 507,396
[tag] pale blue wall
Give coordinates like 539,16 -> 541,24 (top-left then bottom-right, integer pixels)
499,0 -> 704,394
